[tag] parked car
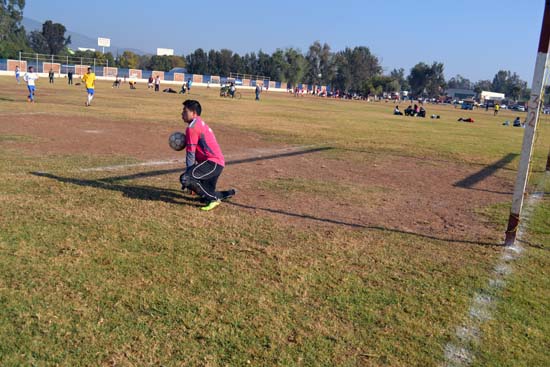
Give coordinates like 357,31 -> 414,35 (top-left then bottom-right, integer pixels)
511,105 -> 526,112
461,100 -> 475,110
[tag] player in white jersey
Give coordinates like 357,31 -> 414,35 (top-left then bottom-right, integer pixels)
23,66 -> 39,103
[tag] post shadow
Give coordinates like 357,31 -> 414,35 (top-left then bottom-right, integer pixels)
91,146 -> 333,183
226,202 -> 502,247
31,170 -> 502,247
453,153 -> 519,195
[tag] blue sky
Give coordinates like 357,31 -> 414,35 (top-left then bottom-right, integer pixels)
23,0 -> 544,83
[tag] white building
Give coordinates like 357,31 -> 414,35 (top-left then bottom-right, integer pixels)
480,90 -> 505,102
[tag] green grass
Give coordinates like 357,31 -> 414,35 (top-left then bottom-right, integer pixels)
472,194 -> 550,367
0,76 -> 549,366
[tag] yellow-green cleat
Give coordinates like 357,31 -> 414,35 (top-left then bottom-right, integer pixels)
200,200 -> 221,211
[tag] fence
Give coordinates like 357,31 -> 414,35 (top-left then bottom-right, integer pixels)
1,52 -> 330,91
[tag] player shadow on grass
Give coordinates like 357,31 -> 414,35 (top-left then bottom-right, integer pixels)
31,171 -> 201,206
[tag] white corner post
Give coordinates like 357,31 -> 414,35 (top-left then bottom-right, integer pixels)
505,0 -> 550,245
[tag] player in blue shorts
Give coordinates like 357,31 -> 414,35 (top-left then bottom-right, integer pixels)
81,67 -> 96,106
15,65 -> 20,84
23,66 -> 39,103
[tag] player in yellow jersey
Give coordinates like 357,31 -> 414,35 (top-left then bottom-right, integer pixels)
81,67 -> 96,106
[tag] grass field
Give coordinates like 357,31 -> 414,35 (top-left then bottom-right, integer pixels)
0,76 -> 548,367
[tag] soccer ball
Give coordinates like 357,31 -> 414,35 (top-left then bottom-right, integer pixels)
169,132 -> 186,151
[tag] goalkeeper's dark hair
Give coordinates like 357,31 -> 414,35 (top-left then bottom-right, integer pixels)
182,100 -> 202,116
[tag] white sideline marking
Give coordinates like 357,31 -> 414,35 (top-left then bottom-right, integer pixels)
443,173 -> 548,367
78,145 -> 320,172
80,159 -> 183,172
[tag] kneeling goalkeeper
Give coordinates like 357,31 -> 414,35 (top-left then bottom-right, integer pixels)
180,99 -> 236,211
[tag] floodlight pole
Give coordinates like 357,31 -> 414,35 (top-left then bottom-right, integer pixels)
504,0 -> 550,245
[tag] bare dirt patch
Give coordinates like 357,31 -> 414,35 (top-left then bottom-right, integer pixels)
0,113 -> 513,245
0,113 -> 276,160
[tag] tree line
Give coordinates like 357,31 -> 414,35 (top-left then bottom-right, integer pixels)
1,1 -> 531,100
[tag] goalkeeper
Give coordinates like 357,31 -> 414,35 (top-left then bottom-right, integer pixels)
179,100 -> 236,211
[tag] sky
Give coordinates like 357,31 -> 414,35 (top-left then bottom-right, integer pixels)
23,0 -> 545,83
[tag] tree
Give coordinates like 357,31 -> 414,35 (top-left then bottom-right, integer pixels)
304,41 -> 333,85
407,62 -> 430,97
29,20 -> 71,55
319,43 -> 334,85
118,50 -> 140,69
390,68 -> 409,91
491,70 -> 510,93
491,70 -> 528,101
231,53 -> 244,74
242,52 -> 258,75
447,74 -> 472,90
305,41 -> 323,84
363,75 -> 394,97
473,79 -> 492,94
147,55 -> 184,71
330,46 -> 381,93
185,48 -> 208,74
503,72 -> 527,101
137,54 -> 151,70
425,62 -> 445,97
270,49 -> 287,82
349,46 -> 382,92
0,0 -> 31,57
407,62 -> 446,98
284,48 -> 308,87
331,51 -> 352,92
207,49 -> 220,75
257,50 -> 271,77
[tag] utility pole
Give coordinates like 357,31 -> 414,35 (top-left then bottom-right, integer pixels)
505,0 -> 550,245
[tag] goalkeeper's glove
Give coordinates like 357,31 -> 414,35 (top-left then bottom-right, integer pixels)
179,172 -> 190,190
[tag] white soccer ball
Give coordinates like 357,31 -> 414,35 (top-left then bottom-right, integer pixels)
169,131 -> 186,151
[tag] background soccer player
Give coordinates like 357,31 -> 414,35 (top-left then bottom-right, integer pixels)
82,67 -> 96,107
23,66 -> 39,103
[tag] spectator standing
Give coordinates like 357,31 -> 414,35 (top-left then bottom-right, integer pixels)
154,75 -> 161,92
15,65 -> 20,84
255,84 -> 261,101
67,69 -> 73,85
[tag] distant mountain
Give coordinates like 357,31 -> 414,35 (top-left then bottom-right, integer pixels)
22,17 -> 151,55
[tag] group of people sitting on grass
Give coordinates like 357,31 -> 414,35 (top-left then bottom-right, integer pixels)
394,104 -> 426,117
